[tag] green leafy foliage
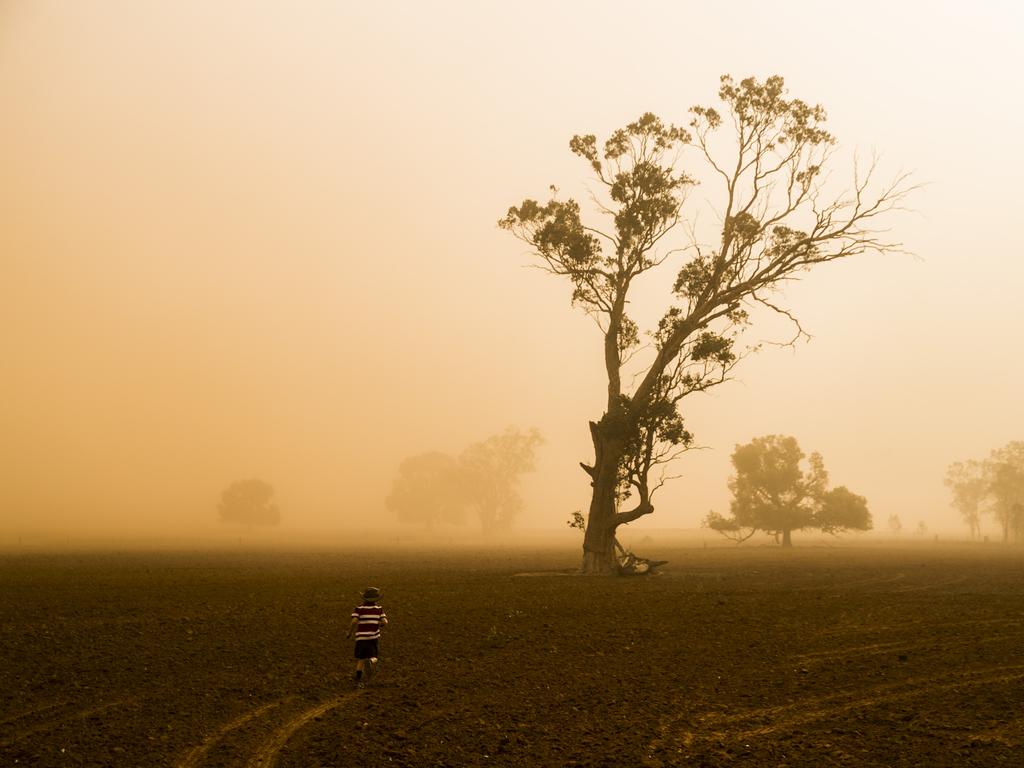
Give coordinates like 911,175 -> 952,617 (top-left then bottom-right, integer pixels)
818,486 -> 871,533
710,75 -> 833,148
499,198 -> 605,309
705,435 -> 871,545
567,510 -> 586,531
500,113 -> 692,319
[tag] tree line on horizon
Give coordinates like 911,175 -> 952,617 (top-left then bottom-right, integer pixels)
210,428 -> 543,533
386,427 -> 543,534
945,441 -> 1024,542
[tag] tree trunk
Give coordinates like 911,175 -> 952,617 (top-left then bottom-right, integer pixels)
781,528 -> 793,548
581,422 -> 626,574
582,515 -> 618,574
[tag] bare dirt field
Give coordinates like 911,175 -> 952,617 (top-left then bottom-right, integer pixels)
2,543 -> 1024,767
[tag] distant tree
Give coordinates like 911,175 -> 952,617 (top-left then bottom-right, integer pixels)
702,509 -> 758,544
500,75 -> 912,573
887,513 -> 903,535
458,427 -> 544,533
387,428 -> 544,533
944,459 -> 986,539
704,435 -> 871,547
915,520 -> 928,537
817,486 -> 872,533
985,442 -> 1024,543
218,479 -> 279,526
385,452 -> 465,529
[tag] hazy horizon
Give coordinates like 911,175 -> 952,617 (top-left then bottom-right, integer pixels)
3,1 -> 1022,544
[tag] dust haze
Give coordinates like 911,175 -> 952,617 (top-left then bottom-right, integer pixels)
2,1 -> 1022,546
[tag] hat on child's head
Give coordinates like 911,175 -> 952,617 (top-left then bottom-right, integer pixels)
362,586 -> 381,601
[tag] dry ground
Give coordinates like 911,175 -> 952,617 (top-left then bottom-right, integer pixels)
2,543 -> 1024,767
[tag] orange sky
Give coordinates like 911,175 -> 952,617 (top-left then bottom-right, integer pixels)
2,1 -> 1022,541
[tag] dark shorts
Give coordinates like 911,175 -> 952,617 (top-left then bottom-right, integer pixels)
354,639 -> 379,660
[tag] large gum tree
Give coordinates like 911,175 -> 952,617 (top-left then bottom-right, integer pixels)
500,75 -> 912,574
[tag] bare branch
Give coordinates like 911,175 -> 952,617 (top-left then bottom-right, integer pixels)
749,294 -> 811,347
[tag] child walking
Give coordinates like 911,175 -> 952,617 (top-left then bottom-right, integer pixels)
347,586 -> 387,687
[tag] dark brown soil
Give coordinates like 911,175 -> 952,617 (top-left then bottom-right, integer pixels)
3,544 -> 1024,767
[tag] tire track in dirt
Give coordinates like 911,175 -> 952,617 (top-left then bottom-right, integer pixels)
795,638 -> 907,661
711,664 -> 1024,728
814,615 -> 1022,641
969,714 -> 1024,746
722,666 -> 1024,741
646,664 -> 1024,759
792,625 -> 1024,668
0,699 -> 68,729
891,575 -> 969,592
245,693 -> 357,768
791,572 -> 908,592
175,700 -> 285,768
0,699 -> 133,748
793,573 -> 971,594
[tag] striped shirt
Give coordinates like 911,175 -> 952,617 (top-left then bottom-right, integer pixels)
351,603 -> 387,640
